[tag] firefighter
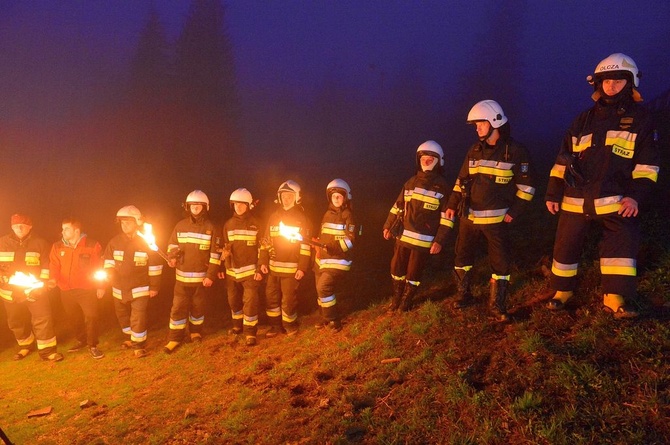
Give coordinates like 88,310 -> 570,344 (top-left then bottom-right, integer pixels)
0,214 -> 63,362
544,53 -> 659,318
259,180 -> 312,337
221,188 -> 262,346
445,100 -> 535,321
383,141 -> 454,313
313,179 -> 357,332
163,191 -> 222,354
48,217 -> 105,359
102,206 -> 162,358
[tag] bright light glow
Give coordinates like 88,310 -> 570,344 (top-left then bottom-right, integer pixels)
137,223 -> 159,251
93,270 -> 108,281
278,221 -> 303,242
8,272 -> 44,292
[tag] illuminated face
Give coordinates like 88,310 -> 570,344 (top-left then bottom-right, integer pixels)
11,224 -> 32,240
602,78 -> 627,96
420,155 -> 438,172
189,203 -> 204,216
233,202 -> 248,216
475,121 -> 492,139
119,218 -> 138,236
331,192 -> 344,208
280,192 -> 296,209
61,223 -> 80,244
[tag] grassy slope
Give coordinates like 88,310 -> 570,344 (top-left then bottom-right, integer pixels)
1,183 -> 670,445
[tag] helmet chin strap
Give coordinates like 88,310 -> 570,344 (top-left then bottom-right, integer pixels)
479,124 -> 494,142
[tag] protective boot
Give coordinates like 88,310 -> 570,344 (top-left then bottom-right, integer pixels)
387,280 -> 405,314
490,279 -> 509,321
452,269 -> 473,309
399,283 -> 419,312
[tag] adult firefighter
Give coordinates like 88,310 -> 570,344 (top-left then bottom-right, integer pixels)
313,179 -> 357,332
383,141 -> 454,313
445,100 -> 535,321
0,214 -> 63,361
259,180 -> 312,337
164,191 -> 222,353
221,188 -> 262,346
102,206 -> 162,357
48,217 -> 105,359
544,53 -> 659,318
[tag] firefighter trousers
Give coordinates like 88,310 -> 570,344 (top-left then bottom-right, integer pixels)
390,242 -> 428,285
226,278 -> 259,337
167,282 -> 211,342
265,274 -> 299,330
114,296 -> 149,347
3,294 -> 57,358
550,211 -> 640,298
454,218 -> 510,277
61,288 -> 100,347
315,269 -> 347,322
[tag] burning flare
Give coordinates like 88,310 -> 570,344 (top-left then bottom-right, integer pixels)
8,271 -> 44,293
279,221 -> 303,242
136,223 -> 169,262
93,270 -> 108,281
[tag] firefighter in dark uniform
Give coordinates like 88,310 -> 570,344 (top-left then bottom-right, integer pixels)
313,179 -> 356,332
164,191 -> 222,354
221,188 -> 262,346
0,214 -> 63,362
102,206 -> 163,357
545,53 -> 659,318
383,141 -> 454,313
259,180 -> 312,337
446,100 -> 535,320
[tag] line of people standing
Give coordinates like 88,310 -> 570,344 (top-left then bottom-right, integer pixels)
382,52 -> 659,321
0,177 -> 356,361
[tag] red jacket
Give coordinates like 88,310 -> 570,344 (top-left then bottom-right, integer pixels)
49,235 -> 103,291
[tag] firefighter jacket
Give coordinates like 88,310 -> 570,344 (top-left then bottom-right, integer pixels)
103,233 -> 162,302
447,137 -> 534,224
546,97 -> 659,215
315,204 -> 356,272
259,206 -> 312,278
0,232 -> 50,302
49,235 -> 103,291
383,170 -> 454,251
222,212 -> 261,282
166,215 -> 221,286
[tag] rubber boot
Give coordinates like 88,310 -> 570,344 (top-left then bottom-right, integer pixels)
490,279 -> 509,321
452,269 -> 473,309
399,283 -> 419,312
387,280 -> 405,314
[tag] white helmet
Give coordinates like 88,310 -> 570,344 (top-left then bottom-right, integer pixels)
467,100 -> 508,128
588,53 -> 640,87
185,190 -> 210,210
416,140 -> 444,166
326,178 -> 352,201
277,180 -> 301,204
230,188 -> 254,208
116,205 -> 143,224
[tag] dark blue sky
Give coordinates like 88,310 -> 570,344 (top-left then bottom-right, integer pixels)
1,0 -> 668,128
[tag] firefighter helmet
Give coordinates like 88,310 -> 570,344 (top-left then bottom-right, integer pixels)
326,178 -> 352,201
416,140 -> 444,167
277,180 -> 301,204
116,205 -> 143,224
467,100 -> 508,128
588,53 -> 640,87
184,190 -> 210,211
230,188 -> 254,209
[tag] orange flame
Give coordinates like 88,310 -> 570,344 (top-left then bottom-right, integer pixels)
278,221 -> 303,243
137,223 -> 159,252
8,271 -> 44,292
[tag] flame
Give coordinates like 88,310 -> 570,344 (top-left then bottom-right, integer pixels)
137,223 -> 159,251
8,272 -> 44,291
278,221 -> 303,243
93,270 -> 108,281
